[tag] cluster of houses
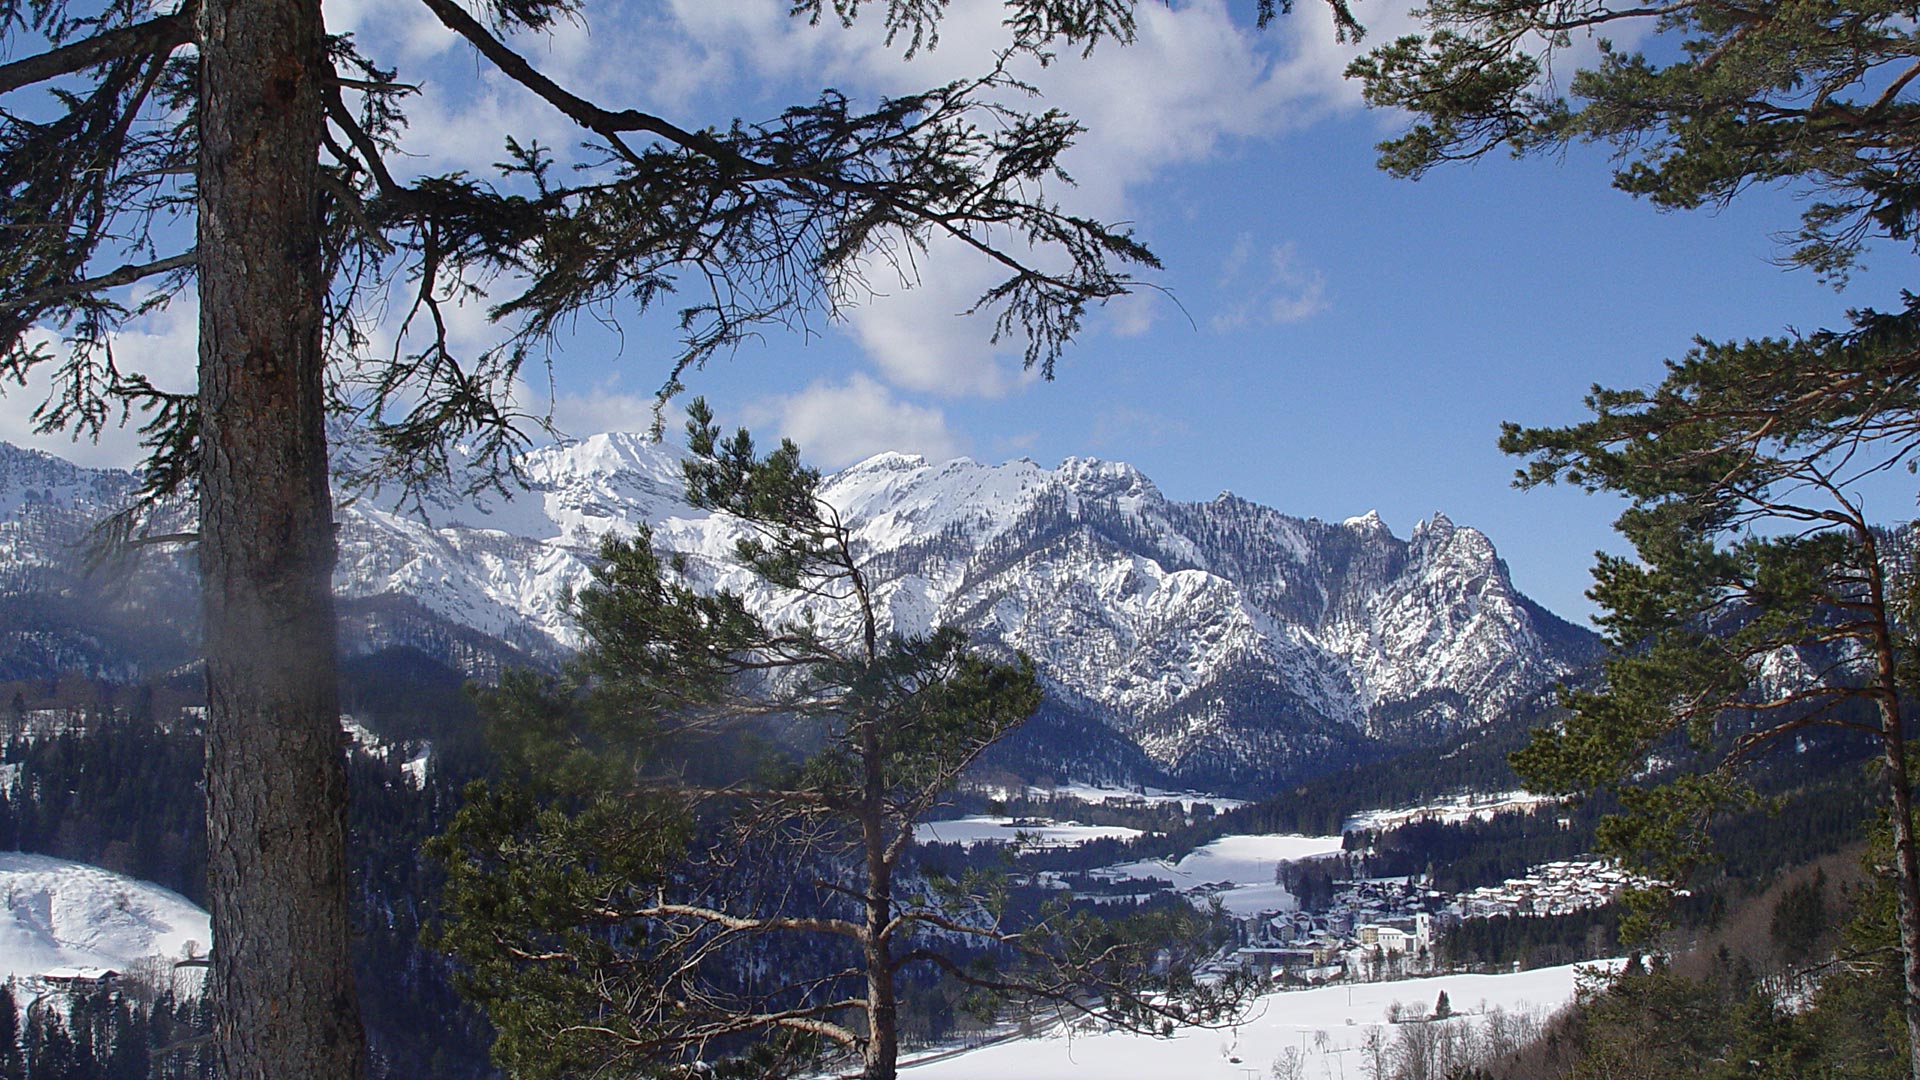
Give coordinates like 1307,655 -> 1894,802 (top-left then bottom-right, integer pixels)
1227,857 -> 1649,984
1231,875 -> 1444,984
1453,858 -> 1654,919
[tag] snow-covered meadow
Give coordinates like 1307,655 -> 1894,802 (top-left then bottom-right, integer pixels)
913,817 -> 1145,848
0,853 -> 209,983
1015,783 -> 1250,812
1099,834 -> 1347,915
1343,792 -> 1559,834
904,961 -> 1616,1079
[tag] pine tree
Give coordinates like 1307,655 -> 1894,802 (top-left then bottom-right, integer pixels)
1496,319 -> 1920,1075
0,982 -> 21,1080
1347,0 -> 1920,286
434,404 -> 1248,1080
1771,869 -> 1831,966
1350,2 -> 1920,1071
0,3 -> 1306,1075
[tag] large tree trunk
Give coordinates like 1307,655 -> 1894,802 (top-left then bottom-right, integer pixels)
197,1 -> 364,1078
860,867 -> 899,1080
1873,691 -> 1920,1076
1863,534 -> 1920,1080
1874,694 -> 1920,1080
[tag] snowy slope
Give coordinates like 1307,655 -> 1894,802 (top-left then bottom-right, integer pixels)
903,960 -> 1621,1080
0,443 -> 139,585
0,853 -> 209,982
0,437 -> 1596,789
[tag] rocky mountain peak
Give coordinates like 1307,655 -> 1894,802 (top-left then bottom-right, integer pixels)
1057,456 -> 1159,498
843,450 -> 930,474
1343,508 -> 1385,528
0,437 -> 1596,794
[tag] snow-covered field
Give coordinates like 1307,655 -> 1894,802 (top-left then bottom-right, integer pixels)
915,817 -> 1144,848
1101,834 -> 1346,916
1343,792 -> 1559,833
904,961 -> 1618,1079
0,853 -> 209,982
1017,783 -> 1250,812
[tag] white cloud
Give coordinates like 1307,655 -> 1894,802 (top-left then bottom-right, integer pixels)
1210,241 -> 1329,329
1218,233 -> 1257,285
838,236 -> 1027,398
323,0 -> 456,62
631,0 -> 1387,394
393,71 -> 576,179
13,2 -> 1411,477
0,293 -> 198,471
1103,290 -> 1164,339
995,430 -> 1041,456
549,380 -> 675,439
751,376 -> 964,467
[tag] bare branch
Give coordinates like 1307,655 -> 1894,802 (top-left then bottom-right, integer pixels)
628,901 -> 866,941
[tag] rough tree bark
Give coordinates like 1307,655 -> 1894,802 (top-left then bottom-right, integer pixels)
1879,704 -> 1920,1080
197,0 -> 364,1077
1860,530 -> 1920,1080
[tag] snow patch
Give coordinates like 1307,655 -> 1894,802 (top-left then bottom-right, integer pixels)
913,817 -> 1143,849
903,960 -> 1623,1080
0,854 -> 208,984
1101,834 -> 1345,916
1344,792 -> 1560,834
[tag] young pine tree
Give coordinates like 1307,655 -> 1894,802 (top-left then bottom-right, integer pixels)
434,403 -> 1247,1080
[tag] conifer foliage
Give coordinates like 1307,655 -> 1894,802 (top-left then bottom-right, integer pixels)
0,3 -> 1308,1077
0,0 -> 1189,502
1493,309 -> 1920,1078
1352,0 -> 1920,1073
1346,0 -> 1920,283
433,404 -> 1247,1080
4,977 -> 217,1080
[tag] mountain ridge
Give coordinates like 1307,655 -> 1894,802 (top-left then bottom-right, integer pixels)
0,436 -> 1598,793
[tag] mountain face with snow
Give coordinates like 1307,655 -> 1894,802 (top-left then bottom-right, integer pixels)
0,437 -> 1596,792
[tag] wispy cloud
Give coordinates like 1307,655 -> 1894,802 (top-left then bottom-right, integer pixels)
549,379 -> 677,440
1210,241 -> 1329,330
748,375 -> 964,468
1088,405 -> 1192,451
628,0 -> 1382,397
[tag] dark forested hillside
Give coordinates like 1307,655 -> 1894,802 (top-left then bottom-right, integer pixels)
0,654 -> 496,1080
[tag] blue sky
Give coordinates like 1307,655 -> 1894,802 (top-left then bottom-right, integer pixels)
9,0 -> 1916,623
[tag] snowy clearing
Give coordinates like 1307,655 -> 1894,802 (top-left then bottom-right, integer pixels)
1017,783 -> 1250,812
1343,792 -> 1560,834
903,960 -> 1620,1079
1100,834 -> 1346,915
0,853 -> 209,983
914,817 -> 1144,848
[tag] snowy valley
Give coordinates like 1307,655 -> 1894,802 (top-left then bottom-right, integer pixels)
0,435 -> 1857,1080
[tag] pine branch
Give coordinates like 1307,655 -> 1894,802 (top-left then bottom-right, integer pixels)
0,249 -> 196,315
0,2 -> 197,96
626,901 -> 866,942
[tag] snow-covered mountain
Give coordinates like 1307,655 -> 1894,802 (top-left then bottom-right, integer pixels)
0,436 -> 1596,791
